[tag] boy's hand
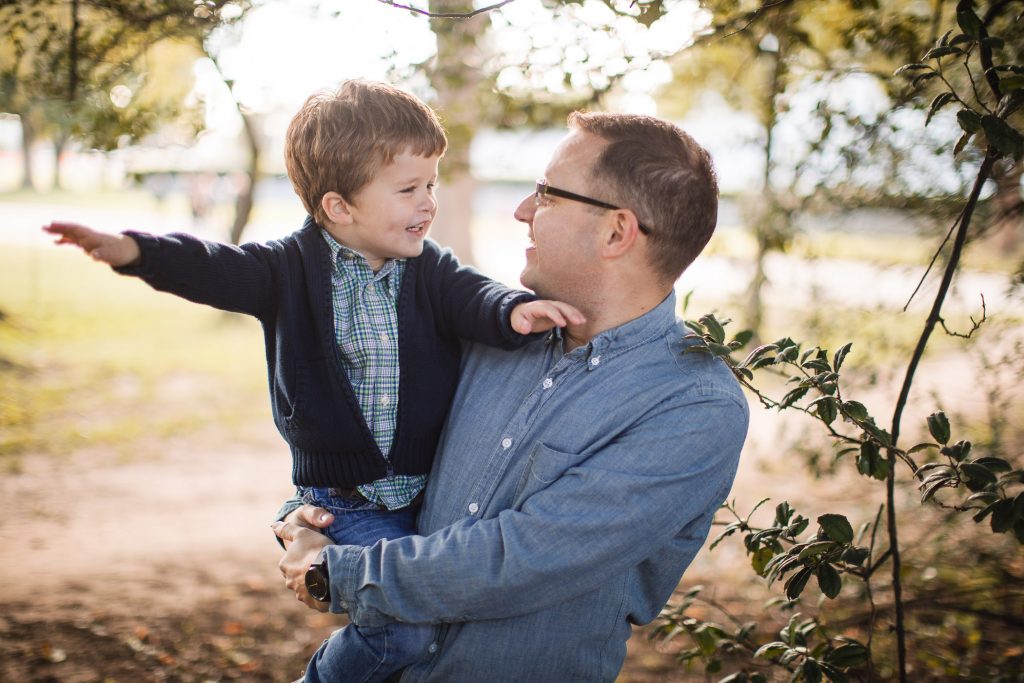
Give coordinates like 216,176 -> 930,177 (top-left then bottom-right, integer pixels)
511,300 -> 586,335
43,221 -> 141,267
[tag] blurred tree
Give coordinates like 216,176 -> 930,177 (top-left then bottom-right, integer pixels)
0,1 -> 251,212
379,0 -> 683,263
659,0 -> 1023,335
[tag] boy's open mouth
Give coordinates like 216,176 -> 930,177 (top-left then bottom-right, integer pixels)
406,221 -> 429,235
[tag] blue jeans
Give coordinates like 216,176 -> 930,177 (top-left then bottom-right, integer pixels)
299,487 -> 435,683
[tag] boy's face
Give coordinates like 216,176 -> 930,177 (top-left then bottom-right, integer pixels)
330,151 -> 440,270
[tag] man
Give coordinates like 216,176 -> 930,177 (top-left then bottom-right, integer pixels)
273,111 -> 749,681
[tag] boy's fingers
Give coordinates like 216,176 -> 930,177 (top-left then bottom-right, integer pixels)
296,504 -> 334,529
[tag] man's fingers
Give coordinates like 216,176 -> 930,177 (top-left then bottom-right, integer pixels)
271,520 -> 298,543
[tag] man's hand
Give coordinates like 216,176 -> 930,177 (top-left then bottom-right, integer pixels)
272,520 -> 332,612
43,221 -> 141,267
511,300 -> 586,335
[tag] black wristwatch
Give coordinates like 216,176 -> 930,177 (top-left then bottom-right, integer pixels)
305,548 -> 331,602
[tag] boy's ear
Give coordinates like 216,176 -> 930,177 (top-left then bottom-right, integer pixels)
321,192 -> 354,225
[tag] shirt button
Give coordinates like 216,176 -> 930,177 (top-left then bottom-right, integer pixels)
542,378 -> 553,389
379,333 -> 389,342
380,395 -> 391,406
591,356 -> 601,366
468,502 -> 479,514
501,438 -> 512,449
428,643 -> 438,654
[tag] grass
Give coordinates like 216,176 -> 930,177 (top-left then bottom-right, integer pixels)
0,244 -> 270,466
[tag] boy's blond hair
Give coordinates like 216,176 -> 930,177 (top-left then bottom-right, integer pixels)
285,80 -> 448,226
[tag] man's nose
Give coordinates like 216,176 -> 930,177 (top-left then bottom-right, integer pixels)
513,194 -> 535,224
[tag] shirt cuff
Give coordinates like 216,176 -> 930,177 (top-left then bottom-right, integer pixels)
325,544 -> 389,625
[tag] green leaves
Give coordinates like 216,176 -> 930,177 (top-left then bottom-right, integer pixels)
927,411 -> 951,444
818,514 -> 854,544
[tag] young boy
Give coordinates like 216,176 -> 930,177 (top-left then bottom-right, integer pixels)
44,79 -> 582,683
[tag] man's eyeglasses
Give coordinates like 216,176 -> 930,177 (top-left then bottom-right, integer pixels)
535,180 -> 651,235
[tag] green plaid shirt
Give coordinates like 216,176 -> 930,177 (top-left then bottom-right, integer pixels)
321,230 -> 427,510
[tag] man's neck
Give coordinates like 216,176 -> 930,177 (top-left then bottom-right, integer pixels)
561,285 -> 671,352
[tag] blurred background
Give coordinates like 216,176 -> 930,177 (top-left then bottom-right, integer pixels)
1,1 -> 1022,681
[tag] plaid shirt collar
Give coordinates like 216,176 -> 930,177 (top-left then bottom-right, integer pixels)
320,228 -> 403,281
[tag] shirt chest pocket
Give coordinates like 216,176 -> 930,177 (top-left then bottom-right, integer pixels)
514,442 -> 583,502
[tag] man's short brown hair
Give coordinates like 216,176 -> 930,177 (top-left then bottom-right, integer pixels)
568,111 -> 718,282
284,80 -> 447,226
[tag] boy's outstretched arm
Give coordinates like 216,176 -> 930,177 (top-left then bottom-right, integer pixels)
510,299 -> 586,335
43,221 -> 140,267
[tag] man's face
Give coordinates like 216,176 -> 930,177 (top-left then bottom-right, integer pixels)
514,130 -> 607,300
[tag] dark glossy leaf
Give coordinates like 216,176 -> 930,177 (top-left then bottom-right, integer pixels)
700,314 -> 726,344
818,514 -> 854,543
927,92 -> 956,126
981,114 -> 1024,159
842,401 -> 869,422
753,641 -> 789,660
956,1 -> 983,38
990,498 -> 1015,533
954,130 -> 974,156
827,641 -> 869,669
812,397 -> 838,426
972,457 -> 1012,472
894,63 -> 931,76
959,462 -> 997,487
752,546 -> 775,576
832,342 -> 852,371
785,567 -> 813,600
816,563 -> 842,599
841,546 -> 869,567
798,541 -> 836,560
923,45 -> 964,59
926,411 -> 951,444
781,386 -> 810,409
803,657 -> 823,683
957,109 -> 983,133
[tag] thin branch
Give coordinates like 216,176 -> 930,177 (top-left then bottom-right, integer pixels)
886,147 -> 1000,683
938,293 -> 987,338
904,207 -> 963,312
376,0 -> 515,18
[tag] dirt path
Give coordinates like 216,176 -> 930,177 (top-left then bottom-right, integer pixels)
0,419 -> 698,682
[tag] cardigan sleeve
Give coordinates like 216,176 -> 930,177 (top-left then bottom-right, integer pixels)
114,231 -> 279,319
418,241 -> 538,349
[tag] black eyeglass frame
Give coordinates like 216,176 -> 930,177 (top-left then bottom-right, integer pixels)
535,180 -> 651,235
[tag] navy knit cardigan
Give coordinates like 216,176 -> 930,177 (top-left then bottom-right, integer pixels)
117,217 -> 535,487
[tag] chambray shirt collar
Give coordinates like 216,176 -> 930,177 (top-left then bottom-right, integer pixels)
320,228 -> 402,280
547,290 -> 678,370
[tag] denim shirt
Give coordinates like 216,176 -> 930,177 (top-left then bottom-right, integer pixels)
316,292 -> 748,681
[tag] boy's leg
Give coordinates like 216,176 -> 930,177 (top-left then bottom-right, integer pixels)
299,489 -> 435,683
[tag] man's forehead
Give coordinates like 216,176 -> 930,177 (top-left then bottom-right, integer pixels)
543,129 -> 605,181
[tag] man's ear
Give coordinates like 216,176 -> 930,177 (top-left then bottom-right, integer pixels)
601,209 -> 642,258
321,191 -> 354,226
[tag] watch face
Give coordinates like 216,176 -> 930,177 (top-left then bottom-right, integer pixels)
305,565 -> 330,602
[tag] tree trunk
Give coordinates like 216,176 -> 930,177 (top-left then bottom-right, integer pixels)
19,114 -> 35,191
53,129 -> 70,191
229,109 -> 261,245
427,0 -> 489,265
